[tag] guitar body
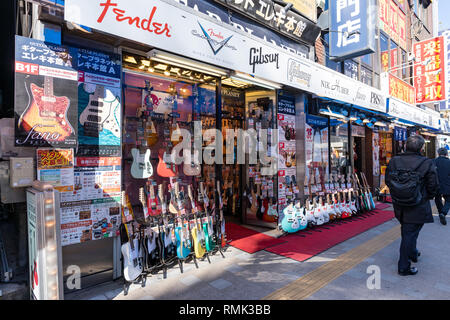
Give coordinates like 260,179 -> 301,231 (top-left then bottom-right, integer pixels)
262,199 -> 277,222
131,148 -> 153,179
203,220 -> 215,252
280,204 -> 300,233
313,205 -> 325,225
294,204 -> 308,231
183,150 -> 201,176
191,225 -> 206,258
79,85 -> 120,138
19,82 -> 73,141
157,152 -> 178,178
175,226 -> 191,259
121,238 -> 142,282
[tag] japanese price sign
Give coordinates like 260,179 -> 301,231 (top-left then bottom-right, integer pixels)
414,36 -> 446,103
329,0 -> 376,61
36,148 -> 75,193
389,73 -> 415,105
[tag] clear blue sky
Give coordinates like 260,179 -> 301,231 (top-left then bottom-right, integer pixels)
439,1 -> 450,32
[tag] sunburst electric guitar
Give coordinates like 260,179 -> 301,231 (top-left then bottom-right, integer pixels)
18,76 -> 74,141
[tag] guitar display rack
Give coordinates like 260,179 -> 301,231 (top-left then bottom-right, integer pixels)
278,167 -> 378,238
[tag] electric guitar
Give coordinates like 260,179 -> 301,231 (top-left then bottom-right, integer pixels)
216,181 -> 226,248
79,83 -> 120,138
18,76 -> 74,141
200,182 -> 215,252
294,200 -> 308,231
131,147 -> 153,179
156,114 -> 178,178
120,194 -> 142,282
313,197 -> 325,225
362,172 -> 376,210
280,202 -> 300,233
172,182 -> 191,260
183,115 -> 201,176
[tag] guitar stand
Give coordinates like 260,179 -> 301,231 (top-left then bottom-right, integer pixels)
123,274 -> 146,296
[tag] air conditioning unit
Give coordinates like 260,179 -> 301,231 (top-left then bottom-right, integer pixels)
407,52 -> 415,62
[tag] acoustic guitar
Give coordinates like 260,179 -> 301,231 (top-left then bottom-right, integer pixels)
18,76 -> 74,141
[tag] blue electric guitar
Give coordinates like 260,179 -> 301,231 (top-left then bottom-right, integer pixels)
280,202 -> 300,233
172,182 -> 191,260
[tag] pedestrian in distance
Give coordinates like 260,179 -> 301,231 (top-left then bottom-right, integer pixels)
385,135 -> 439,276
434,148 -> 450,225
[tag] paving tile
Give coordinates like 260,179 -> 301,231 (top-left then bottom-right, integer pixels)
224,264 -> 244,273
209,279 -> 232,290
434,283 -> 450,293
180,275 -> 201,286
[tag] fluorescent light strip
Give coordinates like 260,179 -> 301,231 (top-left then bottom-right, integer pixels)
148,49 -> 228,77
232,72 -> 282,89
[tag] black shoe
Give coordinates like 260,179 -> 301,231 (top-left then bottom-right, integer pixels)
439,214 -> 447,225
398,267 -> 418,276
410,251 -> 421,263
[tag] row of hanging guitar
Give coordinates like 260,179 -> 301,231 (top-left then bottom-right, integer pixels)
280,173 -> 377,234
120,180 -> 227,283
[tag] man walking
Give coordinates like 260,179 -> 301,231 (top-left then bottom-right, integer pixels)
386,135 -> 439,276
434,148 -> 450,225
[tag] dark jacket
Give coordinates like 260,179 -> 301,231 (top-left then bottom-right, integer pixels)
385,152 -> 439,224
434,156 -> 450,195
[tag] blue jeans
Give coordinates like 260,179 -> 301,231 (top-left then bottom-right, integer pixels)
435,194 -> 450,216
398,223 -> 423,271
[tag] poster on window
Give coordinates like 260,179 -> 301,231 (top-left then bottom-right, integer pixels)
36,148 -> 75,193
305,114 -> 329,188
373,132 -> 380,176
60,197 -> 121,246
77,48 -> 122,157
14,36 -> 78,147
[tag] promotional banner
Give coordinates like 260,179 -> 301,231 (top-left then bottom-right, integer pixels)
372,131 -> 380,176
36,148 -> 75,193
15,36 -> 78,147
441,30 -> 450,110
379,0 -> 407,49
329,0 -> 376,61
414,36 -> 446,103
381,72 -> 415,105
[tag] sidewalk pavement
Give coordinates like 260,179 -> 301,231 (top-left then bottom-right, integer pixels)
65,204 -> 450,300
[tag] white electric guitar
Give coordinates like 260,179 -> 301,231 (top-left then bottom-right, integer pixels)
80,84 -> 121,138
131,148 -> 153,179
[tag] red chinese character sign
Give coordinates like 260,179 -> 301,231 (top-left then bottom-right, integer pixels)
414,36 -> 446,103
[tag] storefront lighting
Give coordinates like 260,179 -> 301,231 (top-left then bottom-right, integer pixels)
354,119 -> 364,125
147,49 -> 228,77
374,121 -> 387,127
124,56 -> 138,64
231,72 -> 282,90
140,60 -> 151,67
148,67 -> 155,72
349,112 -> 358,121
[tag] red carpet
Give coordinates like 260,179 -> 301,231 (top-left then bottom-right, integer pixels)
264,209 -> 395,262
226,222 -> 286,253
375,203 -> 392,210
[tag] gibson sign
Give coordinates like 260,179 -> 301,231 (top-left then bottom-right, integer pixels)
215,0 -> 321,45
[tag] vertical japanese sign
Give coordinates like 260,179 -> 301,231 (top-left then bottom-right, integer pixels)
414,36 -> 446,103
329,0 -> 376,61
15,36 -> 78,147
378,0 -> 407,49
442,30 -> 450,110
372,132 -> 380,176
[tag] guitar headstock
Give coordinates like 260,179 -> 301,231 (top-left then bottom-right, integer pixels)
158,183 -> 164,205
139,187 -> 146,207
187,184 -> 194,203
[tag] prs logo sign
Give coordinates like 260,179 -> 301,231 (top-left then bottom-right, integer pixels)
249,47 -> 279,73
370,92 -> 382,105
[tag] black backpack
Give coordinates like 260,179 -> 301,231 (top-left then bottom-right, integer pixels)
387,157 -> 428,207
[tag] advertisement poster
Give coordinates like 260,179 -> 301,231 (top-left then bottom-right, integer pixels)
36,148 -> 74,193
373,132 -> 380,176
60,197 -> 121,246
77,48 -> 122,157
305,114 -> 329,183
60,157 -> 121,202
414,36 -> 446,103
15,36 -> 78,147
277,95 -> 296,208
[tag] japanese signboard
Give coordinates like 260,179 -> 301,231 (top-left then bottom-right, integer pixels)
329,0 -> 376,61
282,0 -> 316,22
441,30 -> 450,110
15,36 -> 78,148
414,36 -> 446,103
379,0 -> 407,49
387,97 -> 441,129
381,72 -> 415,105
36,148 -> 75,193
215,0 -> 321,45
